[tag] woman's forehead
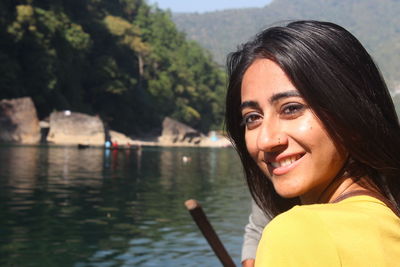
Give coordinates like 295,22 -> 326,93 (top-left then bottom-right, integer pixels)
241,59 -> 300,102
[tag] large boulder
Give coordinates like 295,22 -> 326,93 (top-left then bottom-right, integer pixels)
158,117 -> 205,146
0,97 -> 40,144
47,111 -> 105,145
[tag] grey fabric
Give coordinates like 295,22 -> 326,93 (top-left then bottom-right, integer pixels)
241,200 -> 270,262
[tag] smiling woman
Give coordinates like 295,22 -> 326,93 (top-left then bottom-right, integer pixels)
241,59 -> 347,204
225,20 -> 400,266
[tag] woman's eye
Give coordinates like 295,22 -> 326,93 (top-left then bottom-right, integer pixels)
241,113 -> 262,129
281,103 -> 305,117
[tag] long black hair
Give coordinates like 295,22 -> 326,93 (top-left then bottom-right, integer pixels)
225,20 -> 400,217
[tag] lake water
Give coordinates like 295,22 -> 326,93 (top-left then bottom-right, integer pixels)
0,145 -> 252,266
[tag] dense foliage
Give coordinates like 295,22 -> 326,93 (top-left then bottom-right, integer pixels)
173,0 -> 400,90
0,0 -> 226,135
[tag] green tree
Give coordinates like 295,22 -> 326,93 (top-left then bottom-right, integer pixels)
0,0 -> 226,136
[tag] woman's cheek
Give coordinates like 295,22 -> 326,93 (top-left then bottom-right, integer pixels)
245,131 -> 258,159
296,117 -> 314,134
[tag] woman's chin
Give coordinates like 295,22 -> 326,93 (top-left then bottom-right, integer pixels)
274,186 -> 304,199
277,192 -> 300,199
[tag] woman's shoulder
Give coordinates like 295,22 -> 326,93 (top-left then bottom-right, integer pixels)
256,197 -> 400,266
256,205 -> 341,266
261,204 -> 341,252
266,196 -> 395,234
263,204 -> 330,238
257,201 -> 368,262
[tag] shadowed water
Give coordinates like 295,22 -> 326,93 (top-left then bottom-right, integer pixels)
0,145 -> 252,266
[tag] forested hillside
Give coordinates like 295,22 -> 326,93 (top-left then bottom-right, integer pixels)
173,0 -> 400,90
0,0 -> 226,136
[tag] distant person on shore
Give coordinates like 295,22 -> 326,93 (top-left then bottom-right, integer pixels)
226,20 -> 400,266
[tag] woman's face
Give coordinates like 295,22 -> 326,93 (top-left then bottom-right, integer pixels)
241,59 -> 347,204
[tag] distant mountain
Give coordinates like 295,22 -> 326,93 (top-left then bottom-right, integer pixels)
172,0 -> 400,89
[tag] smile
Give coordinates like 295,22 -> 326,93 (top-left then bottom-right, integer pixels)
270,154 -> 302,168
267,154 -> 304,176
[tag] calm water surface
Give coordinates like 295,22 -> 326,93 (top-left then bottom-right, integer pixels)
0,145 -> 252,266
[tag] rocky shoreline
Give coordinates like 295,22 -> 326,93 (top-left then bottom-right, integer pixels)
0,97 -> 231,148
129,135 -> 231,148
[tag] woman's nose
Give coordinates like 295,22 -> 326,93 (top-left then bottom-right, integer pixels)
256,121 -> 287,152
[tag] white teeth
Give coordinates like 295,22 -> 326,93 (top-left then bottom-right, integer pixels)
271,162 -> 280,168
282,159 -> 290,167
271,155 -> 300,168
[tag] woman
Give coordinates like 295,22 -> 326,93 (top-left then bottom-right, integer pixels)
226,20 -> 400,266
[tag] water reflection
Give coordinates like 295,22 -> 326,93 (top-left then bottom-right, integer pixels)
0,145 -> 251,266
2,146 -> 40,196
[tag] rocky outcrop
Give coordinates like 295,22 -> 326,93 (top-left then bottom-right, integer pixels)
158,117 -> 205,146
0,97 -> 40,144
109,130 -> 137,145
47,111 -> 105,145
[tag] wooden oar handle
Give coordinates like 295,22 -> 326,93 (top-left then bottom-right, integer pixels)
185,199 -> 236,267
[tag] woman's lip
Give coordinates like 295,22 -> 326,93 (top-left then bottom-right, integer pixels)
268,154 -> 305,176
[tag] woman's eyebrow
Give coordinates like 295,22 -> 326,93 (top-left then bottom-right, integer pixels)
240,101 -> 260,111
240,90 -> 300,111
269,90 -> 301,103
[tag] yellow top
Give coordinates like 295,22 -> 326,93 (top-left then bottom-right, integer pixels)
255,196 -> 400,267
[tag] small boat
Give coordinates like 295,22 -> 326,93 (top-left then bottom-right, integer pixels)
78,144 -> 90,149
